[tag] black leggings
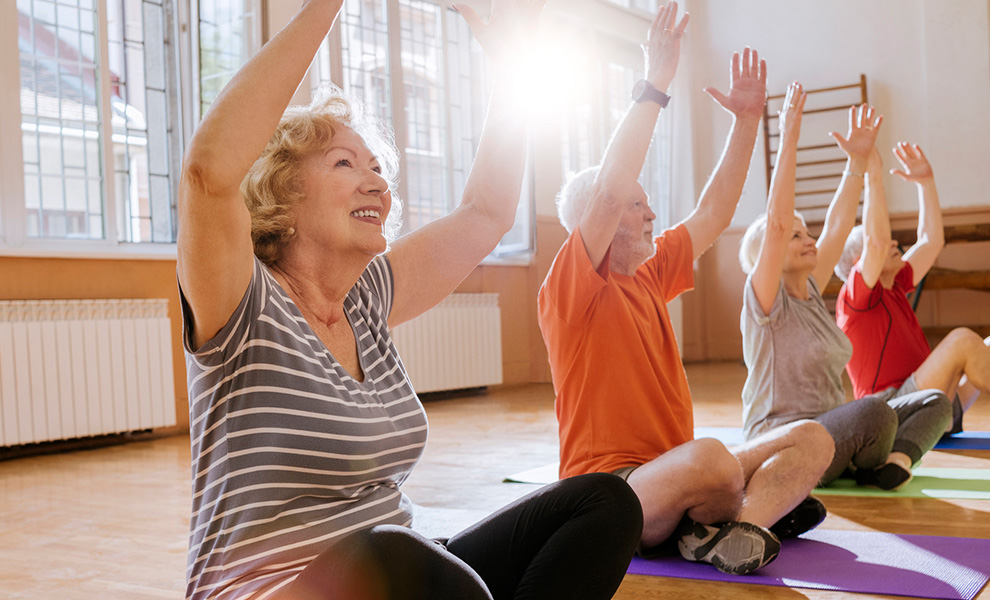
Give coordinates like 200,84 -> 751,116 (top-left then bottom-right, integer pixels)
280,473 -> 642,600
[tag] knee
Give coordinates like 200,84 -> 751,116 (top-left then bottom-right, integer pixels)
685,438 -> 745,496
567,473 -> 644,534
918,389 -> 953,422
788,420 -> 835,471
361,524 -> 423,553
857,396 -> 899,431
942,327 -> 985,354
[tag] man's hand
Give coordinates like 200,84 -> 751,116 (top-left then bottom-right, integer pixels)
704,47 -> 767,121
644,2 -> 690,92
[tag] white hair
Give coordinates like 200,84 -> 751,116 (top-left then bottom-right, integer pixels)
556,166 -> 600,233
738,210 -> 807,275
835,224 -> 865,282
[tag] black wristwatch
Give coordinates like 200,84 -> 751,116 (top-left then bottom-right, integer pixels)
631,79 -> 670,107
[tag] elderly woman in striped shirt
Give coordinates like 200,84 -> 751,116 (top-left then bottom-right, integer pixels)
176,1 -> 642,599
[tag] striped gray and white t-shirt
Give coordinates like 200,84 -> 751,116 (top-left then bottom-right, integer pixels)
181,255 -> 428,600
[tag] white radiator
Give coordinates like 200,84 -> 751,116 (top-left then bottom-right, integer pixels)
0,299 -> 177,447
391,293 -> 503,393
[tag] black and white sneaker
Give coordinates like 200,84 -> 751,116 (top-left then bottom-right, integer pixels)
676,517 -> 780,575
770,496 -> 827,540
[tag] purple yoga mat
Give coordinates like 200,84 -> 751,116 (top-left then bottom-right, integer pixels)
627,528 -> 990,600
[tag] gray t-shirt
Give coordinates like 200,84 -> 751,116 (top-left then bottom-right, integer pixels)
740,275 -> 852,439
181,255 -> 428,600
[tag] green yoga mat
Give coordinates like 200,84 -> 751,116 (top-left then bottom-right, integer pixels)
506,465 -> 990,500
816,467 -> 990,499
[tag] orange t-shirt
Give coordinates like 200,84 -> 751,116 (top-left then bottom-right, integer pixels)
538,225 -> 696,478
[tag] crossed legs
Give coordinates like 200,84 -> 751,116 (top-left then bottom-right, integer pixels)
625,420 -> 832,549
731,420 -> 833,527
914,328 -> 990,411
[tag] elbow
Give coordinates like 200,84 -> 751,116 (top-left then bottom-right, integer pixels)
180,154 -> 242,203
918,233 -> 945,254
862,231 -> 890,256
764,212 -> 790,240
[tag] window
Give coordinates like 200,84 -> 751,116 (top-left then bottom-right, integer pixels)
315,0 -> 530,256
562,42 -> 672,232
3,0 -> 181,252
196,0 -> 262,116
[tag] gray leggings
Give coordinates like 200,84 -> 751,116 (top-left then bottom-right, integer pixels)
814,387 -> 952,484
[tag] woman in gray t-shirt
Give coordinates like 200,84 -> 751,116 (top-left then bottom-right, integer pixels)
737,86 -> 950,489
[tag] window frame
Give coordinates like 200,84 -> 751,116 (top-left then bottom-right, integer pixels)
0,0 -> 183,260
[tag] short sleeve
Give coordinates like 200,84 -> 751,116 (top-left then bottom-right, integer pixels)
539,228 -> 610,327
743,274 -> 786,326
894,261 -> 916,294
178,256 -> 268,365
840,262 -> 884,311
644,224 -> 695,301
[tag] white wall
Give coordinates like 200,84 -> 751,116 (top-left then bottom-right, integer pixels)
680,0 -> 990,227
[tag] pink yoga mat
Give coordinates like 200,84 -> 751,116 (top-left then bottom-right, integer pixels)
627,528 -> 990,600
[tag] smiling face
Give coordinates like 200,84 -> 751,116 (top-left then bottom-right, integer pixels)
293,126 -> 393,258
782,215 -> 818,273
611,183 -> 657,268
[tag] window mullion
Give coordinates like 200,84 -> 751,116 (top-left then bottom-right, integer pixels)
385,0 -> 408,207
95,0 -> 117,242
0,0 -> 26,248
439,7 -> 455,215
189,0 -> 203,124
323,15 -> 344,88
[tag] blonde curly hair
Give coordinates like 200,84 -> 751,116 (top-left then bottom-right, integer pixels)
241,85 -> 402,265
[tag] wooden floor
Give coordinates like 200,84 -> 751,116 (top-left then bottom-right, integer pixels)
1,360 -> 989,599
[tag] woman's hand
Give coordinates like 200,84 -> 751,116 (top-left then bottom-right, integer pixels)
777,81 -> 807,139
704,47 -> 767,122
453,0 -> 546,66
643,2 -> 690,92
890,142 -> 934,183
830,103 -> 883,162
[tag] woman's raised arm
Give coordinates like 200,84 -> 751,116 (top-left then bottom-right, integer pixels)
811,103 -> 881,290
386,0 -> 546,327
750,82 -> 806,315
178,0 -> 344,349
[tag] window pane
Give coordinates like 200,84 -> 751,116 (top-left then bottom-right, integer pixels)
199,0 -> 260,115
398,0 -> 447,234
444,9 -> 485,210
18,0 -> 105,239
107,0 -> 176,243
337,0 -> 391,122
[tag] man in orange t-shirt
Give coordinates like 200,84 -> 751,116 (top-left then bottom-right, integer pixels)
538,3 -> 833,577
